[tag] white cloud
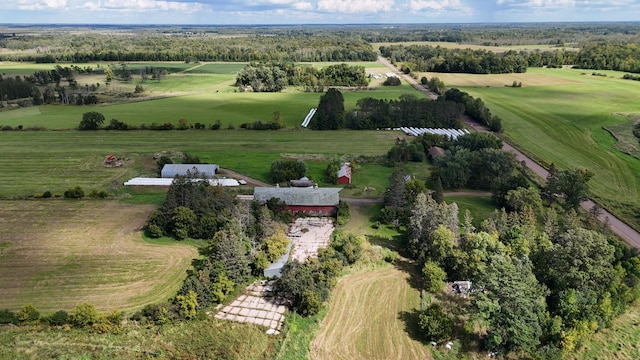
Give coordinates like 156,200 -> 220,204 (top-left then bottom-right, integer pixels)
409,0 -> 458,11
17,0 -> 204,13
18,0 -> 68,10
496,0 -> 577,8
317,0 -> 395,13
101,0 -> 200,12
408,0 -> 472,16
292,2 -> 313,10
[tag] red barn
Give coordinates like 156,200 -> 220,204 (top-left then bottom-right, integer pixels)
253,186 -> 342,216
337,163 -> 352,185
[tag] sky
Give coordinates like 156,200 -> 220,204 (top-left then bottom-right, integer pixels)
0,0 -> 639,25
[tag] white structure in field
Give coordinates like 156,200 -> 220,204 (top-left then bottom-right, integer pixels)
124,178 -> 239,186
301,108 -> 316,128
399,127 -> 470,140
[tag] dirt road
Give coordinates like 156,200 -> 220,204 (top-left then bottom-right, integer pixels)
378,56 -> 640,248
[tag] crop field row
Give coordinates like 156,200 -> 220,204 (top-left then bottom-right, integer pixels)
0,200 -> 197,313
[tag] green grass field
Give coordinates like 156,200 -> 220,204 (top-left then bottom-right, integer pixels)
0,61 -> 420,130
443,67 -> 640,230
446,194 -> 496,227
0,130 -> 399,197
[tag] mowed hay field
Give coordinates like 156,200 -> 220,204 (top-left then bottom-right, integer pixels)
0,200 -> 197,312
433,67 -> 640,228
311,266 -> 430,360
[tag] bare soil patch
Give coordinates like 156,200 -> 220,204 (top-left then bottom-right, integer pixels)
0,200 -> 197,313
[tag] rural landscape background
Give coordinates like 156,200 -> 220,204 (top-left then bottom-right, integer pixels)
1,22 -> 640,359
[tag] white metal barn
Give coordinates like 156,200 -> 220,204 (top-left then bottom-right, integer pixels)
161,164 -> 219,178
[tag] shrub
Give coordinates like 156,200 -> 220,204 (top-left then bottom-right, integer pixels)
422,261 -> 447,293
418,304 -> 454,342
210,120 -> 222,130
78,111 -> 105,130
71,303 -> 99,327
42,190 -> 52,198
0,309 -> 18,324
383,76 -> 401,86
64,186 -> 85,199
18,304 -> 40,323
48,310 -> 69,326
89,189 -> 108,198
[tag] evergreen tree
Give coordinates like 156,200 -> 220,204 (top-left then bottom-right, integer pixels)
312,88 -> 345,130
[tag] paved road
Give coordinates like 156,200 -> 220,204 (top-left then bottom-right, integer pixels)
378,56 -> 640,248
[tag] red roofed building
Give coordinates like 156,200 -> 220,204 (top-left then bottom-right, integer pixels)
337,163 -> 352,185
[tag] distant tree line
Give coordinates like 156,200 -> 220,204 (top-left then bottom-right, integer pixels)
357,23 -> 640,46
382,41 -> 640,75
235,62 -> 368,92
574,42 -> 640,73
380,45 -> 529,74
0,31 -> 377,63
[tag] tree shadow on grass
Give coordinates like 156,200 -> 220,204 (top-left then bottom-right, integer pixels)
367,233 -> 405,253
398,309 -> 426,344
394,256 -> 423,291
367,234 -> 423,291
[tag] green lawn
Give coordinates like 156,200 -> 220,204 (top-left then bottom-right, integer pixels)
446,195 -> 496,227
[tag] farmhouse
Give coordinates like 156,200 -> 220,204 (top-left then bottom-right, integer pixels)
253,186 -> 341,216
290,177 -> 315,188
337,162 -> 352,185
161,164 -> 219,178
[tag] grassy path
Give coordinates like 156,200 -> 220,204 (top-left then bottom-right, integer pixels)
310,266 -> 430,360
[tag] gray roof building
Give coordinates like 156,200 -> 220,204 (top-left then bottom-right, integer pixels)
161,164 -> 219,178
253,187 -> 341,206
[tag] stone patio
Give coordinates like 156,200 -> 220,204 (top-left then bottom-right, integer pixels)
214,280 -> 287,335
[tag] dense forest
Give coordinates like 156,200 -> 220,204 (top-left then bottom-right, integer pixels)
235,62 -> 368,92
379,134 -> 640,358
381,42 -> 640,74
0,28 -> 377,63
357,22 -> 640,45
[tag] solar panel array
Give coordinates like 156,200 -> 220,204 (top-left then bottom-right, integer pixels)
399,127 -> 470,140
